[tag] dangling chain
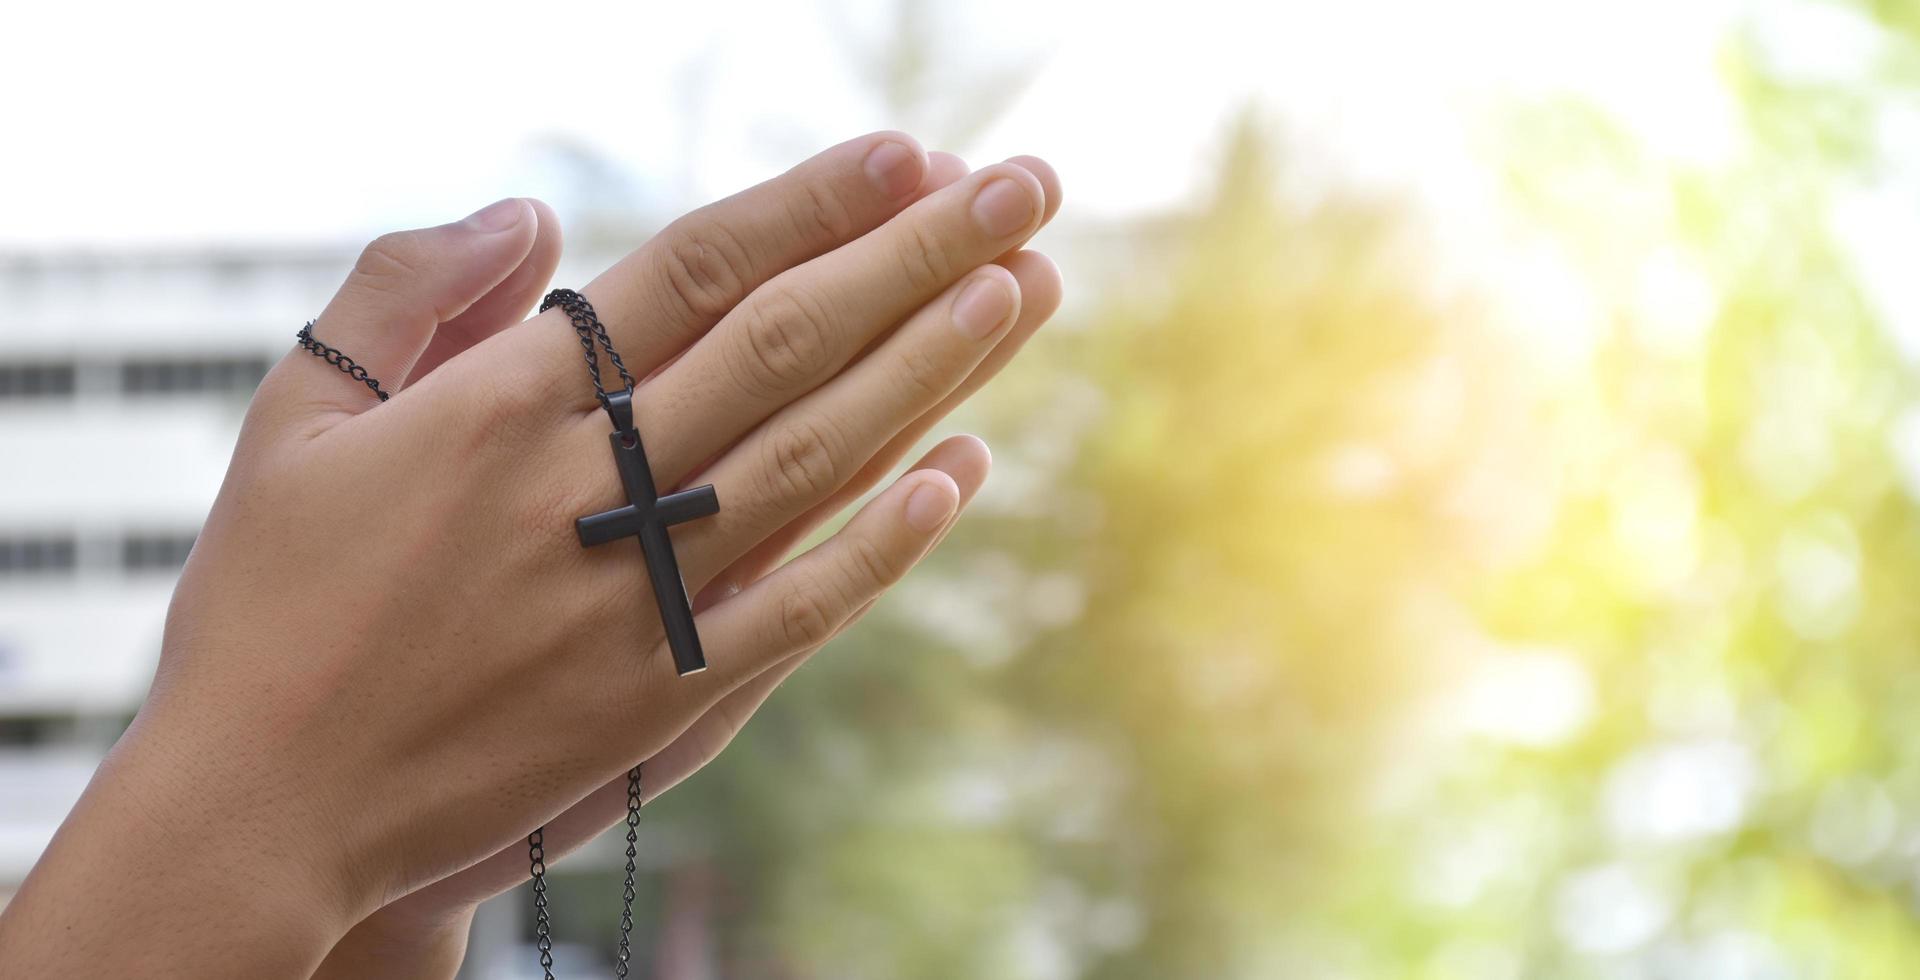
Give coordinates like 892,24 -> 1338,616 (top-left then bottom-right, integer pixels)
527,765 -> 644,980
616,765 -> 643,977
528,827 -> 553,977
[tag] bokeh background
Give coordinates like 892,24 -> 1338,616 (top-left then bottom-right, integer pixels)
6,0 -> 1920,977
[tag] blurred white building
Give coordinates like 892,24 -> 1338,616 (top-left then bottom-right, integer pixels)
0,246 -> 346,902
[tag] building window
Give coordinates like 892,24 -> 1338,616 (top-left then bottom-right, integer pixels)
0,714 -> 66,747
123,533 -> 196,572
121,356 -> 270,397
0,362 -> 78,400
0,532 -> 198,578
0,536 -> 78,577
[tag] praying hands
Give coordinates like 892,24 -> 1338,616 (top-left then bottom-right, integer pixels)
0,132 -> 1064,978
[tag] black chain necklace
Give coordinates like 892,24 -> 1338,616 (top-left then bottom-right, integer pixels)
533,287 -> 658,980
298,289 -> 713,978
528,767 -> 645,980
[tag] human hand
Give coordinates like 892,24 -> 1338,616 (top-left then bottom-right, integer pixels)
0,132 -> 1063,979
312,142 -> 1063,978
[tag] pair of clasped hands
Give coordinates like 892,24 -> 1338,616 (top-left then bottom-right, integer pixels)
0,133 -> 1064,977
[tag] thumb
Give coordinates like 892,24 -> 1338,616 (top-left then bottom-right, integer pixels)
260,197 -> 538,429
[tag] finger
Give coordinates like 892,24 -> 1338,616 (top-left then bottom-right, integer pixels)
695,251 -> 1060,606
921,151 -> 970,197
662,255 -> 1027,593
644,436 -> 990,798
830,149 -> 976,369
405,199 -> 563,384
626,160 -> 1052,482
653,152 -> 972,393
536,132 -> 937,383
668,463 -> 963,704
256,198 -> 538,430
1002,155 -> 1063,228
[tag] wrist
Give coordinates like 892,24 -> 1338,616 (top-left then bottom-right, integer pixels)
0,713 -> 367,977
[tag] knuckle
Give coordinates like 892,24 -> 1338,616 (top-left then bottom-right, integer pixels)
658,217 -> 756,322
891,346 -> 951,403
347,231 -> 444,322
894,221 -> 955,293
846,534 -> 905,589
777,585 -> 836,650
469,356 -> 560,436
760,416 -> 846,502
776,587 -> 835,652
786,179 -> 857,245
353,232 -> 426,291
729,287 -> 834,396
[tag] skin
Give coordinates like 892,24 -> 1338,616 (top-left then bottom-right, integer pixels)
0,132 -> 1065,979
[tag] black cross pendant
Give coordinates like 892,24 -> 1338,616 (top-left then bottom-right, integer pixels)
576,390 -> 720,675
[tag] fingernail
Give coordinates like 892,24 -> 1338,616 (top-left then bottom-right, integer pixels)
463,197 -> 525,233
904,480 -> 958,533
950,276 -> 1014,340
864,141 -> 923,199
970,178 -> 1037,238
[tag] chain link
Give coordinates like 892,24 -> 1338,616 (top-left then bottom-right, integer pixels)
529,827 -> 555,980
540,288 -> 636,416
527,767 -> 644,980
294,322 -> 389,401
615,766 -> 642,978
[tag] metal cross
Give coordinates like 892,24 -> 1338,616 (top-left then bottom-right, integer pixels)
576,390 -> 720,675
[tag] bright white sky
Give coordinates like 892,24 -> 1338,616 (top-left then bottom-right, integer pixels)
1,0 -> 1798,247
6,0 -> 1912,380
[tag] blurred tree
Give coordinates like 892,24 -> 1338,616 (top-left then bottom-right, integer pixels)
1339,6 -> 1920,977
1003,112 -> 1528,979
601,4 -> 1920,979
